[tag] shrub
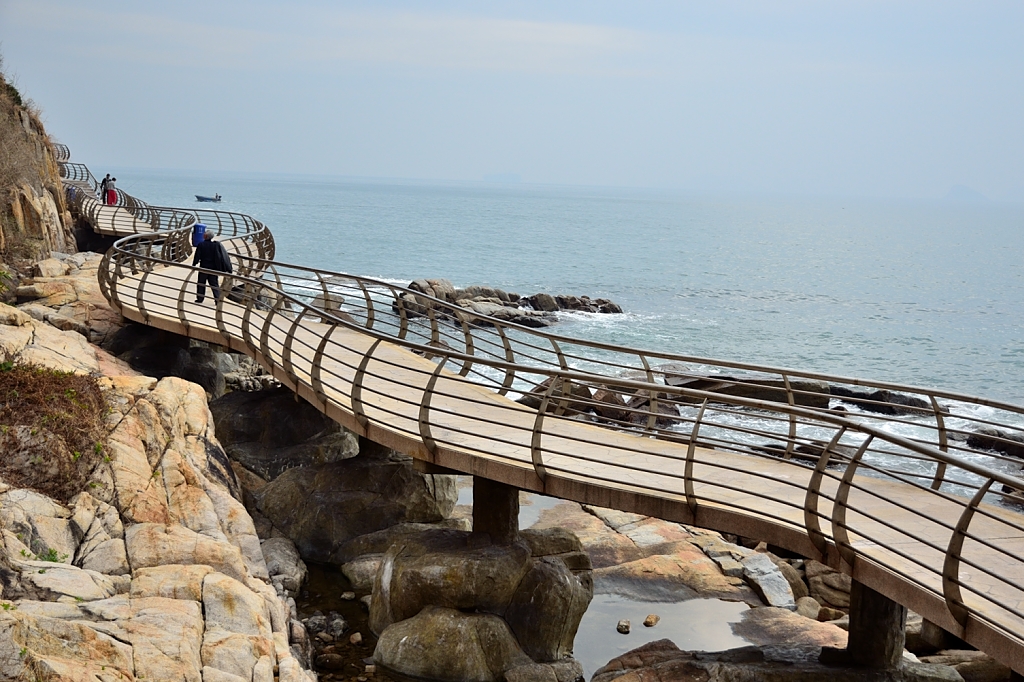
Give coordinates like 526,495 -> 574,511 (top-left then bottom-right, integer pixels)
0,364 -> 108,502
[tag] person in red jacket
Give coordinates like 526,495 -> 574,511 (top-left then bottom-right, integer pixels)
192,231 -> 232,303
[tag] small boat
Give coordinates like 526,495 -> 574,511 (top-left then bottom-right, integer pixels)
196,194 -> 222,202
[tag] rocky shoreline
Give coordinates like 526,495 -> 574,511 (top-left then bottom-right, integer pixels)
395,278 -> 623,328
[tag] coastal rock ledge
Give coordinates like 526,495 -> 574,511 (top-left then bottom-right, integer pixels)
393,278 -> 623,328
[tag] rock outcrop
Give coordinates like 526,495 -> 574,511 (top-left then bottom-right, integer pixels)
0,300 -> 99,374
391,277 -> 623,329
14,251 -> 122,345
0,75 -> 75,260
0,304 -> 318,681
533,501 -> 760,604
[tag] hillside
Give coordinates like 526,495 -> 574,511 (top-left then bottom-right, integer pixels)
0,58 -> 75,265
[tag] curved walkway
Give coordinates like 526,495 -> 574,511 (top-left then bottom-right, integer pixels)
63,158 -> 1024,674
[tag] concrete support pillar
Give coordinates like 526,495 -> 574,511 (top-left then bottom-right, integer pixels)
473,477 -> 519,545
847,580 -> 907,669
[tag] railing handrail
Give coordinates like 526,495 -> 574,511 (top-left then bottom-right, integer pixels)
100,226 -> 1024,493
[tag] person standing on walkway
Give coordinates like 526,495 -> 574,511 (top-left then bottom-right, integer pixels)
99,174 -> 110,204
106,177 -> 117,206
192,231 -> 233,303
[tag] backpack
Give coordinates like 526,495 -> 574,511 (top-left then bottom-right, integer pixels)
215,242 -> 233,274
192,222 -> 207,247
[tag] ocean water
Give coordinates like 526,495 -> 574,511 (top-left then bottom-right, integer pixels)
115,167 -> 1024,404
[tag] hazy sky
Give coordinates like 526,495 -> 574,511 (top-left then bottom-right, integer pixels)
2,1 -> 1022,199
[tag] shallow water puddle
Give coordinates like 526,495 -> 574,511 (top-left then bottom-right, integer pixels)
573,594 -> 750,680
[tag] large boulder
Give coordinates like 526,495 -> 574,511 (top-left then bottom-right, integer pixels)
369,528 -> 593,664
369,530 -> 533,635
254,451 -> 457,563
261,537 -> 308,595
532,502 -> 758,604
0,302 -> 99,374
210,386 -> 359,480
504,556 -> 592,662
374,606 -> 533,682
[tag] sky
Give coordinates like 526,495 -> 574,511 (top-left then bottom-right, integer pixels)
2,0 -> 1023,200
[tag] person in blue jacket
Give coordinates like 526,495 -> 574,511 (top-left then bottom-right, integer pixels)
192,231 -> 232,303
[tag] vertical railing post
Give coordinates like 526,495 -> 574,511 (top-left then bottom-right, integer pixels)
176,269 -> 193,332
425,307 -> 441,360
281,307 -> 311,386
804,426 -> 848,557
831,435 -> 875,566
495,324 -> 516,396
357,280 -> 376,329
311,324 -> 339,409
684,399 -> 708,515
390,287 -> 409,340
351,339 -> 384,432
549,340 -> 572,417
783,374 -> 797,460
135,263 -> 152,324
418,357 -> 450,458
930,395 -> 949,490
942,478 -> 994,628
530,378 -> 559,482
639,354 -> 659,435
214,274 -> 233,341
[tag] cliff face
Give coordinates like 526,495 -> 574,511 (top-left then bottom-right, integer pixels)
0,69 -> 75,260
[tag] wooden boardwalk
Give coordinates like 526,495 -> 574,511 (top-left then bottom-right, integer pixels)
77,189 -> 1024,674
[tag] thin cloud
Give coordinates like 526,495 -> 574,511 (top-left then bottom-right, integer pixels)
296,12 -> 649,75
7,1 -> 651,76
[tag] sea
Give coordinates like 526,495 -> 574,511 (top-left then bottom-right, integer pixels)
115,168 -> 1024,405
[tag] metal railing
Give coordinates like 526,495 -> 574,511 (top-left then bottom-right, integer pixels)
72,161 -> 1024,672
52,142 -> 70,163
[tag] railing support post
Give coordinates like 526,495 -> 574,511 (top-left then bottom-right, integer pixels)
473,477 -> 519,546
822,580 -> 906,669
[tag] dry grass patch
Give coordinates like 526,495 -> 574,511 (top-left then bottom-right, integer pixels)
0,363 -> 108,502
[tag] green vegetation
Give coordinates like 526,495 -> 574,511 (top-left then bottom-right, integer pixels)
35,548 -> 68,563
0,363 -> 108,502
